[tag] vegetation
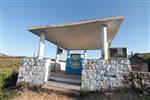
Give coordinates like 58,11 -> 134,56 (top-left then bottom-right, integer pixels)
0,57 -> 21,100
80,88 -> 88,96
137,53 -> 150,71
17,82 -> 42,93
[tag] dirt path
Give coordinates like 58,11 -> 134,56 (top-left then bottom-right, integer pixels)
11,90 -> 76,100
11,88 -> 150,100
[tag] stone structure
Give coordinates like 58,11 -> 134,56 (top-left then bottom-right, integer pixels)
129,55 -> 149,72
17,58 -> 51,85
127,71 -> 150,95
17,57 -> 150,95
82,59 -> 131,91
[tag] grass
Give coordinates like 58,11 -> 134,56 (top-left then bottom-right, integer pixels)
0,57 -> 21,100
0,91 -> 16,100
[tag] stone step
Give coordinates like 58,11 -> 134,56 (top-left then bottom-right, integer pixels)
49,76 -> 81,85
43,81 -> 81,96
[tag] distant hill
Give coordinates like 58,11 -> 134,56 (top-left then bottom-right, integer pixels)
130,53 -> 150,68
130,53 -> 150,62
136,53 -> 150,64
0,53 -> 8,57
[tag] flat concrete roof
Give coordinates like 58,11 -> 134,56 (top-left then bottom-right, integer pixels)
28,16 -> 124,50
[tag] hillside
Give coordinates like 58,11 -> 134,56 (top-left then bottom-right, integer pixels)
0,56 -> 21,99
137,53 -> 150,63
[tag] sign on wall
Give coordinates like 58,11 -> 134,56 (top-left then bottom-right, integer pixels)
109,48 -> 127,59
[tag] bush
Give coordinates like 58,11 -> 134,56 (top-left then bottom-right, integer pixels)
3,71 -> 18,89
80,88 -> 88,96
0,91 -> 16,100
17,82 -> 42,92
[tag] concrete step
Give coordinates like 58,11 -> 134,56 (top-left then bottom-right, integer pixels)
49,76 -> 81,85
43,81 -> 81,96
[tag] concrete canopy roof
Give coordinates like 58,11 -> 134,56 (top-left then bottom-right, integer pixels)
28,16 -> 124,50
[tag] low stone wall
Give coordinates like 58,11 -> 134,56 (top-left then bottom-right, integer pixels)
82,59 -> 131,91
17,58 -> 51,85
131,64 -> 149,72
127,71 -> 150,95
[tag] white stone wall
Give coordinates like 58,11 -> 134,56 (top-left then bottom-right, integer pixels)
82,59 -> 131,91
17,58 -> 51,85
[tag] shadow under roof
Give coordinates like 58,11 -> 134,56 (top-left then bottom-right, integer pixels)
28,16 -> 124,50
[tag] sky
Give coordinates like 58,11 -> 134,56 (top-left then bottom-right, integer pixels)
0,0 -> 150,60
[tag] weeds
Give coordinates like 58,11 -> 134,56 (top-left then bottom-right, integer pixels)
80,88 -> 88,96
0,57 -> 21,100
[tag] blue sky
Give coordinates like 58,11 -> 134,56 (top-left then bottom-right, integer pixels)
0,0 -> 150,60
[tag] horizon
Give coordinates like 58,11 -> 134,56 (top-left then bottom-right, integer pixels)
0,0 -> 150,60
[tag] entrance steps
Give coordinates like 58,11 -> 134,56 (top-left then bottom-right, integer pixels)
49,76 -> 81,85
43,80 -> 81,96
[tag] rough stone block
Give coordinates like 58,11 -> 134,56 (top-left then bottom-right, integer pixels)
17,58 -> 51,85
81,59 -> 131,92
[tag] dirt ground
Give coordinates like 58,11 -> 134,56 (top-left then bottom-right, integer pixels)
10,88 -> 150,100
11,90 -> 76,100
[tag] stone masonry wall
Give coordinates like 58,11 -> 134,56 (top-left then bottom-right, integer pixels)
82,59 -> 131,92
126,71 -> 150,95
17,58 -> 51,85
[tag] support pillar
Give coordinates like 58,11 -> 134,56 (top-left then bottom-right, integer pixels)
100,25 -> 108,60
54,46 -> 60,71
67,50 -> 70,58
55,46 -> 60,63
38,32 -> 45,59
84,50 -> 87,59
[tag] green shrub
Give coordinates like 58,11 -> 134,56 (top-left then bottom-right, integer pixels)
3,71 -> 18,89
29,85 -> 42,92
80,88 -> 88,96
17,82 -> 42,92
0,90 -> 16,100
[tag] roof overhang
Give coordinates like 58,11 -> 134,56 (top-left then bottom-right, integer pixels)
28,16 -> 124,50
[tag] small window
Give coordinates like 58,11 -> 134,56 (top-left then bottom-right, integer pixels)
71,61 -> 80,68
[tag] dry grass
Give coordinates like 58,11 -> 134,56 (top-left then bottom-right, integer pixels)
0,57 -> 21,89
0,57 -> 21,100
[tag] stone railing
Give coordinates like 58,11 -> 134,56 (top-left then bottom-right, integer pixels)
81,59 -> 131,92
126,71 -> 150,95
17,58 -> 51,85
